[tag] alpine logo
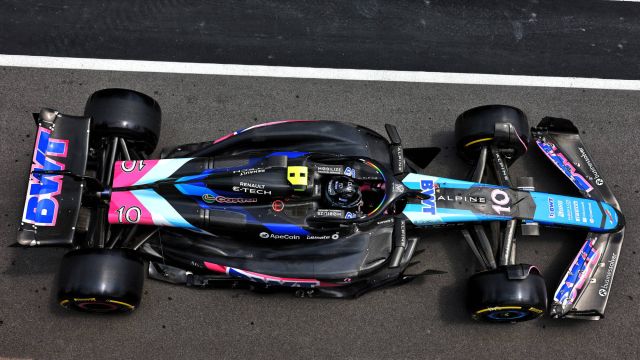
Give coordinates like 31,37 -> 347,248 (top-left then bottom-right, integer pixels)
22,127 -> 69,226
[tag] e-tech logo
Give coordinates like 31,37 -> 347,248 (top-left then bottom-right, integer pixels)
22,127 -> 69,226
232,186 -> 272,195
420,180 -> 436,215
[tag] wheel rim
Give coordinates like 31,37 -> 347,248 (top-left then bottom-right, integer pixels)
76,301 -> 119,312
486,309 -> 528,320
60,298 -> 135,313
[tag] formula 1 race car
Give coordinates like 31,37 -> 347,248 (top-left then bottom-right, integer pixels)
18,89 -> 624,322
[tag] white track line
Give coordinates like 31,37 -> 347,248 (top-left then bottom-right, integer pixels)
1,54 -> 640,90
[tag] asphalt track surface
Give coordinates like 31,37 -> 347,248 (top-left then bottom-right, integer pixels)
0,67 -> 638,359
2,0 -> 640,79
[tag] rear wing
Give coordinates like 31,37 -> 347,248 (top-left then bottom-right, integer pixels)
533,117 -> 624,320
17,109 -> 90,246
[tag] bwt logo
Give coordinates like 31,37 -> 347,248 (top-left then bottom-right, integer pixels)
22,127 -> 68,226
548,197 -> 556,218
537,140 -> 593,193
420,179 -> 436,215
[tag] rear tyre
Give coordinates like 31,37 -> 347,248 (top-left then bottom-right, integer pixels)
57,248 -> 145,314
85,88 -> 161,154
467,264 -> 547,322
455,105 -> 529,164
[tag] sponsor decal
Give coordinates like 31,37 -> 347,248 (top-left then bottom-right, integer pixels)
272,200 -> 285,212
258,232 -> 300,240
557,199 -> 565,218
554,237 -> 600,305
493,152 -> 509,183
345,211 -> 356,219
376,218 -> 394,226
420,180 -> 436,215
548,197 -> 555,218
578,147 -> 603,185
344,166 -> 355,177
232,186 -> 272,195
306,232 -> 341,240
315,165 -> 343,175
202,193 -> 258,204
537,140 -> 594,193
599,252 -> 617,296
239,181 -> 265,189
22,127 -> 69,226
317,209 -> 344,218
234,168 -> 266,176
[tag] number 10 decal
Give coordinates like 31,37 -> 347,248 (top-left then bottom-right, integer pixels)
120,160 -> 146,172
491,189 -> 511,215
116,206 -> 141,223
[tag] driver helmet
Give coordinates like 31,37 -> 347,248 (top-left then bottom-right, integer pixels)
325,176 -> 362,209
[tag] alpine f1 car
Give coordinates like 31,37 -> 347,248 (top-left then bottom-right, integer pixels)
17,89 -> 624,322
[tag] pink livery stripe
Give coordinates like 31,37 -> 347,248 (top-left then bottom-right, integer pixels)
112,158 -> 192,187
213,120 -> 316,144
112,160 -> 159,188
108,190 -> 154,225
204,261 -> 341,288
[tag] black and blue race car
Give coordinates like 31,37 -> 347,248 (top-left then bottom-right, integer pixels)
17,89 -> 624,322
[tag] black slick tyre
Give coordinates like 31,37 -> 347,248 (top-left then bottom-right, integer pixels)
455,105 -> 529,164
84,88 -> 161,154
57,248 -> 145,314
467,264 -> 547,323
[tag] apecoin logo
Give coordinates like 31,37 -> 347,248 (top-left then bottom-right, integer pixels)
259,232 -> 270,239
598,288 -> 608,297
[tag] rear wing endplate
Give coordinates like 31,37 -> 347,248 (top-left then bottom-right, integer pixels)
17,109 -> 90,246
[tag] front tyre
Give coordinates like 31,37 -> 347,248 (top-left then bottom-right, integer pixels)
57,249 -> 144,314
455,105 -> 529,164
467,264 -> 547,323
